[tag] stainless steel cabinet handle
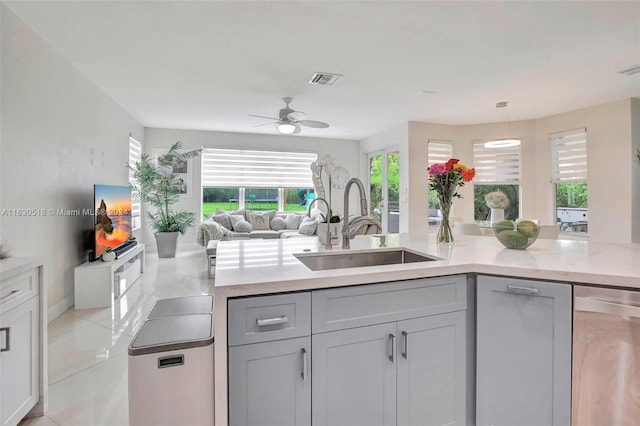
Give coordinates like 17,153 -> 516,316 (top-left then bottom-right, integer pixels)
0,327 -> 10,352
0,289 -> 22,303
575,296 -> 640,319
507,284 -> 539,295
401,331 -> 409,359
256,315 -> 288,327
389,333 -> 396,363
301,348 -> 308,381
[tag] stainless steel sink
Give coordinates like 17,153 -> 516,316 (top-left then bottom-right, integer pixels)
294,249 -> 439,271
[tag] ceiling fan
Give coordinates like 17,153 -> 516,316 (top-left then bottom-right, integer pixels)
250,97 -> 330,134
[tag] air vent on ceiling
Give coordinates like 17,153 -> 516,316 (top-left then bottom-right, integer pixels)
309,72 -> 342,86
619,64 -> 640,76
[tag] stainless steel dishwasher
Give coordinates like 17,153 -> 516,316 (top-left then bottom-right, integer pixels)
572,285 -> 640,424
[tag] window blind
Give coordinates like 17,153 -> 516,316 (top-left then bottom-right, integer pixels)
428,140 -> 453,167
473,141 -> 521,184
202,148 -> 317,188
550,129 -> 587,183
128,136 -> 142,230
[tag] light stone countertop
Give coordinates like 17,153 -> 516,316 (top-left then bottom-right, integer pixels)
213,233 -> 640,426
214,233 -> 640,294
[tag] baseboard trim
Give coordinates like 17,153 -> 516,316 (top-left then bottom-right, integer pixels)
48,294 -> 74,322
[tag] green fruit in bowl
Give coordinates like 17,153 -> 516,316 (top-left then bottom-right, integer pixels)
494,220 -> 515,234
516,220 -> 539,238
497,230 -> 529,249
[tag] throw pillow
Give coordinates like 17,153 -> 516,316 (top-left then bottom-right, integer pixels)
217,208 -> 247,220
228,214 -> 245,230
284,213 -> 303,230
248,211 -> 275,230
211,213 -> 232,230
270,216 -> 286,231
233,220 -> 253,233
298,219 -> 318,236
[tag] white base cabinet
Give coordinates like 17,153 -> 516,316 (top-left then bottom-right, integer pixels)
229,337 -> 311,426
227,275 -> 470,426
476,275 -> 572,426
227,292 -> 312,426
312,323 -> 397,426
397,312 -> 467,426
312,311 -> 467,426
0,297 -> 39,426
0,258 -> 45,426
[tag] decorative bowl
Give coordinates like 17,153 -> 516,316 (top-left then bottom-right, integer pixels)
493,220 -> 540,250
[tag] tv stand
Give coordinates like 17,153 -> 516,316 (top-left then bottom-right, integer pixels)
74,244 -> 145,309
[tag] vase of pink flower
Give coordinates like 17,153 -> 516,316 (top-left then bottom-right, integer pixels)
428,158 -> 476,243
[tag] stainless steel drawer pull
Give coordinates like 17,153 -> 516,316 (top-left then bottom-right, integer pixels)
301,348 -> 308,381
575,297 -> 640,319
507,284 -> 539,295
402,331 -> 409,359
389,333 -> 396,363
256,315 -> 288,327
0,289 -> 23,303
0,327 -> 10,352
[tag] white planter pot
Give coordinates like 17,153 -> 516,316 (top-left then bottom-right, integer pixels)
317,220 -> 341,246
490,208 -> 505,226
101,251 -> 116,262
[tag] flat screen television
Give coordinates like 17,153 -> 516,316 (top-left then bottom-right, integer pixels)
94,184 -> 132,258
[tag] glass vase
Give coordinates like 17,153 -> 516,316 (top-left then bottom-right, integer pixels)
437,197 -> 454,244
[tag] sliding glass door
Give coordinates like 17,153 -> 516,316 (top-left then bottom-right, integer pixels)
368,149 -> 400,234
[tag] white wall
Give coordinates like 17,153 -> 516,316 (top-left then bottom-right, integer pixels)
0,5 -> 144,313
143,128 -> 361,249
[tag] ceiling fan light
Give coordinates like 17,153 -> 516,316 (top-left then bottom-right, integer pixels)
484,138 -> 521,148
278,122 -> 296,134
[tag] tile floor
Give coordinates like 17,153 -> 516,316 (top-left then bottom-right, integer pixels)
22,247 -> 213,426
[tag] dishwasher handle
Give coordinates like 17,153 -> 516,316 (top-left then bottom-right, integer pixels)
575,296 -> 640,319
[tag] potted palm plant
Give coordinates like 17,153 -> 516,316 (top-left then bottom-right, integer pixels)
128,141 -> 200,258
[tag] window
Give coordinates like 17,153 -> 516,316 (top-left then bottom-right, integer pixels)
201,148 -> 317,214
427,140 -> 453,226
551,129 -> 588,233
473,141 -> 521,222
128,136 -> 142,230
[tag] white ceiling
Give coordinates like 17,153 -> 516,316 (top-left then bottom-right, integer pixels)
5,1 -> 640,140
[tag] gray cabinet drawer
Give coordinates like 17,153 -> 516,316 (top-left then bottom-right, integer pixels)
1,268 -> 39,314
312,275 -> 466,333
228,292 -> 311,346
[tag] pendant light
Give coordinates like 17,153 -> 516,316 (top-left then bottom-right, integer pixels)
484,102 -> 521,148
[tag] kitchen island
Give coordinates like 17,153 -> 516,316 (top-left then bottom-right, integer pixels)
214,234 -> 640,425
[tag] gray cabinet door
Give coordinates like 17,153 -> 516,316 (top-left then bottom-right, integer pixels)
312,323 -> 397,426
229,337 -> 310,426
476,276 -> 572,426
397,311 -> 467,426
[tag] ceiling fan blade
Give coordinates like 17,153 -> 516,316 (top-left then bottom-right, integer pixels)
249,114 -> 280,120
293,124 -> 302,134
287,111 -> 307,121
298,120 -> 329,128
253,121 -> 279,127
